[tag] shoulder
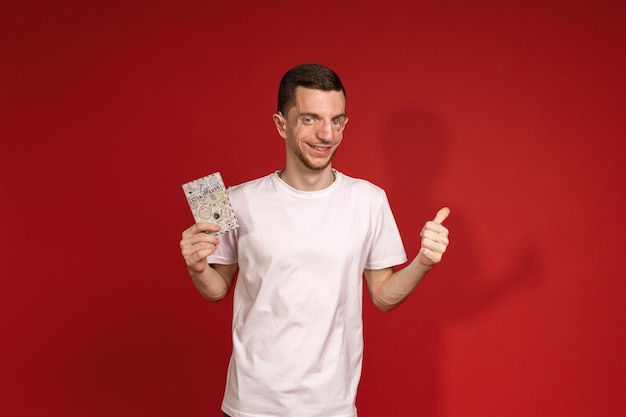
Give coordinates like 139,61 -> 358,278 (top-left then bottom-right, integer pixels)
337,172 -> 386,197
334,172 -> 393,212
228,172 -> 276,195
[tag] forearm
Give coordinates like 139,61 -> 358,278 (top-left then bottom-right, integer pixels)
370,253 -> 432,312
369,207 -> 451,312
189,264 -> 234,302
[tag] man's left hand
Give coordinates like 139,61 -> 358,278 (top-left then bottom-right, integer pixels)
419,207 -> 450,267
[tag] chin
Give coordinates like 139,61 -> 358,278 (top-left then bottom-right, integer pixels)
304,154 -> 337,171
305,160 -> 332,171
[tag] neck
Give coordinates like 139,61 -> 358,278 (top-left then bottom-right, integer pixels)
278,167 -> 336,191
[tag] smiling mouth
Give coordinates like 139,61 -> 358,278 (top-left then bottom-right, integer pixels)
309,144 -> 331,152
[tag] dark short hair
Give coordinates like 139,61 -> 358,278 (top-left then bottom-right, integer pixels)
277,63 -> 346,115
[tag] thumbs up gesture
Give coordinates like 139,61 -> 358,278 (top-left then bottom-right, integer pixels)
419,207 -> 450,267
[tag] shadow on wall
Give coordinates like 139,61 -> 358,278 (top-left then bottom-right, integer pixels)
359,104 -> 544,417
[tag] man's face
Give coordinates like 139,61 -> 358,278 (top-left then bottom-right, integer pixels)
275,87 -> 348,172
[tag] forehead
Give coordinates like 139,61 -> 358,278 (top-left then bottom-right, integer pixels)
290,87 -> 346,116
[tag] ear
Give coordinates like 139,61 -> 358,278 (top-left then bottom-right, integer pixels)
273,113 -> 288,139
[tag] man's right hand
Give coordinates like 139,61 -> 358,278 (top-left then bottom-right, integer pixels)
180,222 -> 221,273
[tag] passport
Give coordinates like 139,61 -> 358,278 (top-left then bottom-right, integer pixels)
182,172 -> 239,234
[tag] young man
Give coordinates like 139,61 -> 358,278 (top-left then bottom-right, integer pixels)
180,63 -> 450,417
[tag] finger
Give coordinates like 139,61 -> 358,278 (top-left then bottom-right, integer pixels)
181,233 -> 220,252
180,229 -> 220,261
433,207 -> 451,225
422,236 -> 448,254
421,229 -> 450,245
182,222 -> 221,238
189,244 -> 216,262
182,241 -> 218,268
420,247 -> 444,265
195,221 -> 221,233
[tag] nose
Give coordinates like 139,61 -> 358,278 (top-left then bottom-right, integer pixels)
316,120 -> 333,141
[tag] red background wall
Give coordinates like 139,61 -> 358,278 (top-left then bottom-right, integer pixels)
2,1 -> 625,416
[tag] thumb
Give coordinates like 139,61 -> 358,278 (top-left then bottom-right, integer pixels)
433,207 -> 451,224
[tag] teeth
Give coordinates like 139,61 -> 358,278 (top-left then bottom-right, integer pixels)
311,145 -> 329,151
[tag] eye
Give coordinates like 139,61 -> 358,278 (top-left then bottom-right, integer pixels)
331,117 -> 346,129
303,116 -> 315,125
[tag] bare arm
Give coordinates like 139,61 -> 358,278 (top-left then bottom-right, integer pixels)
180,222 -> 238,302
364,207 -> 450,312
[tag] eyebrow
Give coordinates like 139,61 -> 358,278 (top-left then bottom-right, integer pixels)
298,112 -> 347,119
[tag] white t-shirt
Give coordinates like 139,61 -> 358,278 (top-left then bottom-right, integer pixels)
207,170 -> 407,417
